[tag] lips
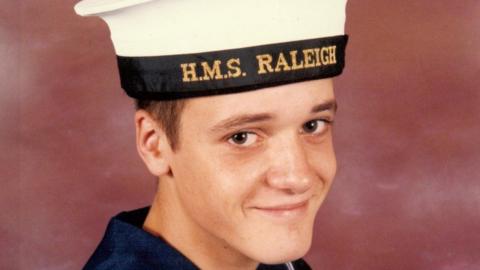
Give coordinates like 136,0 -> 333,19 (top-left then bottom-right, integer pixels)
255,200 -> 308,211
251,199 -> 310,220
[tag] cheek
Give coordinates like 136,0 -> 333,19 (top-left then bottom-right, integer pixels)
171,145 -> 262,224
309,137 -> 337,185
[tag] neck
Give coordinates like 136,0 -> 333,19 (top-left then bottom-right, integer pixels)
143,177 -> 259,270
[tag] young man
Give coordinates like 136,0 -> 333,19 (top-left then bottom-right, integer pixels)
75,0 -> 348,269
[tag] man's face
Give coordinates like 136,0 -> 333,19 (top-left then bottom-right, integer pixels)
168,79 -> 337,264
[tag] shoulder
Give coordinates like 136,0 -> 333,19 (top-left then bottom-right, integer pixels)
83,207 -> 198,270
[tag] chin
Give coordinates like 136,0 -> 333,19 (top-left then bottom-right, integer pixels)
234,206 -> 318,265
258,240 -> 311,265
246,232 -> 313,265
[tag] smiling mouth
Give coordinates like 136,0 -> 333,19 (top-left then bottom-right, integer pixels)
252,200 -> 309,219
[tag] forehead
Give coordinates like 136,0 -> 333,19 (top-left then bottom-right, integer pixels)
182,79 -> 335,122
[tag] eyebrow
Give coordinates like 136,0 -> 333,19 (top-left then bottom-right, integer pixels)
209,99 -> 337,133
311,100 -> 338,113
209,113 -> 274,133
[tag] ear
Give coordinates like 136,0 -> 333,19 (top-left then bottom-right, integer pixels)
135,110 -> 172,176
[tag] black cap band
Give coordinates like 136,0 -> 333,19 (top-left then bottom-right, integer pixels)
117,35 -> 348,100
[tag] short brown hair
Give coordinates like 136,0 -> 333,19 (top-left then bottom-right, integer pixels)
135,99 -> 187,151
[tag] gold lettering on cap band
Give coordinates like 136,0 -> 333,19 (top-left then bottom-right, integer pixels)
256,45 -> 337,75
180,45 -> 338,82
181,58 -> 246,82
227,58 -> 243,78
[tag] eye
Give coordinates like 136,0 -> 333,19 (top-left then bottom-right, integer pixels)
302,119 -> 329,135
228,132 -> 258,146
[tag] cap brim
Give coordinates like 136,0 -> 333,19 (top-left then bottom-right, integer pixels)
74,0 -> 154,16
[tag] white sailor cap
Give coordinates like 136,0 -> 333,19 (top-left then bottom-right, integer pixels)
75,0 -> 348,100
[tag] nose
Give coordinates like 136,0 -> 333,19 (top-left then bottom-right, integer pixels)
265,135 -> 314,194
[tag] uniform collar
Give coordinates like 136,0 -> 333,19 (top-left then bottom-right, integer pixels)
84,207 -> 310,270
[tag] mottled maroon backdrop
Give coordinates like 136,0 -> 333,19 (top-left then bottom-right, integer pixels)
2,1 -> 479,269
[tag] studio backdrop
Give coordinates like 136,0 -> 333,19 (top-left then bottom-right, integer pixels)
1,1 -> 479,269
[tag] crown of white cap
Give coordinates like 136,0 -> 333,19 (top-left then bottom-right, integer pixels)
75,0 -> 347,57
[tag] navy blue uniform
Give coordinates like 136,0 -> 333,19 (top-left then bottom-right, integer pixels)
84,207 -> 311,270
